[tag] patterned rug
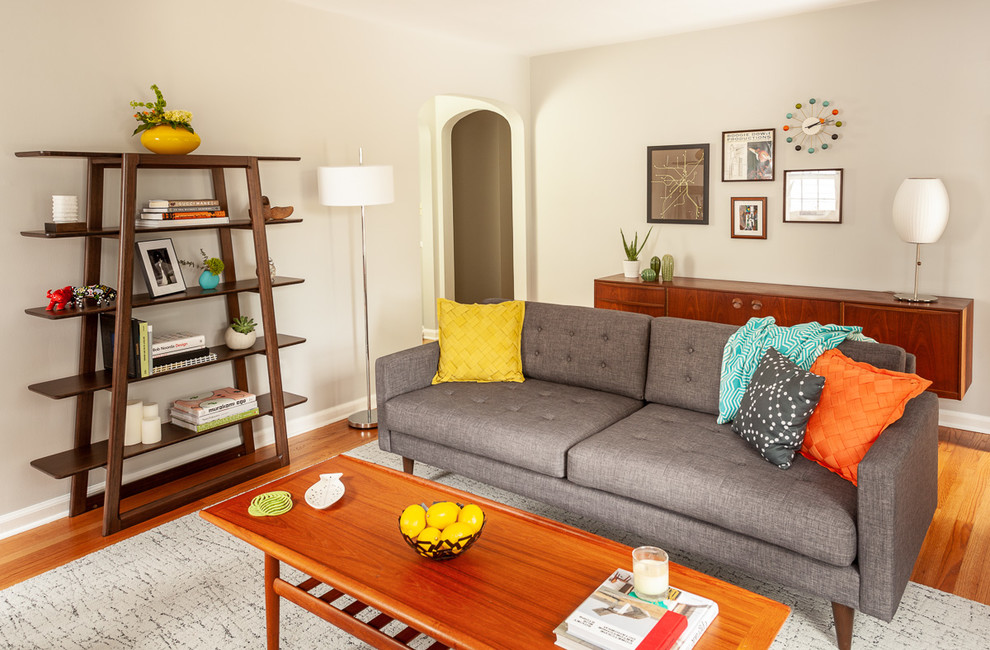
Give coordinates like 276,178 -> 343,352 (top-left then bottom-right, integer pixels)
1,442 -> 987,649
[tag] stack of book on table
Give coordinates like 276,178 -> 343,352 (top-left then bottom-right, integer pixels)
170,387 -> 259,433
135,198 -> 229,229
554,568 -> 718,650
151,332 -> 216,374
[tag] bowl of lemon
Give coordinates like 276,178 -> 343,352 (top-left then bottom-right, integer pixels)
399,501 -> 485,560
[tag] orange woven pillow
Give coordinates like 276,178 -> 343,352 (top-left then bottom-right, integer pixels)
800,349 -> 931,485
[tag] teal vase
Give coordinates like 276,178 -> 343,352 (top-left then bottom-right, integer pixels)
199,270 -> 220,290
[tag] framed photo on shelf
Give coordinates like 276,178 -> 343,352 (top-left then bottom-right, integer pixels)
783,168 -> 843,223
722,129 -> 774,181
136,238 -> 187,297
647,143 -> 710,224
730,197 -> 767,239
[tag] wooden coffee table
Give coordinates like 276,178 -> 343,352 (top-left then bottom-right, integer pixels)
201,455 -> 789,649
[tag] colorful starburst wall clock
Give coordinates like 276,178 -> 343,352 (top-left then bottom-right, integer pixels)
782,98 -> 843,153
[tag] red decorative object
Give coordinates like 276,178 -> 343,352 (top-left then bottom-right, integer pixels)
46,285 -> 74,311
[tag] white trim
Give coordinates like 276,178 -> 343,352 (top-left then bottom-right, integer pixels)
422,328 -> 439,341
939,408 -> 990,435
0,398 -> 370,540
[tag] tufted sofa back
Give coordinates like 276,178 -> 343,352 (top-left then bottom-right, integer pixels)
521,302 -> 653,400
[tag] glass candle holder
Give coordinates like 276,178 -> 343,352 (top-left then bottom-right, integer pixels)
632,546 -> 669,601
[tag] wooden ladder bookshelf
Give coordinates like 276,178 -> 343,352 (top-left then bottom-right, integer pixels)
18,150 -> 307,536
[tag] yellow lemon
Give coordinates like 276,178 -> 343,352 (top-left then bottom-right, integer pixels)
458,504 -> 485,533
440,521 -> 476,553
417,526 -> 441,547
399,504 -> 427,538
426,501 -> 461,531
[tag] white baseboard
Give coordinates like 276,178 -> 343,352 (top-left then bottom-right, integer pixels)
0,397 -> 370,540
938,408 -> 990,435
422,328 -> 439,341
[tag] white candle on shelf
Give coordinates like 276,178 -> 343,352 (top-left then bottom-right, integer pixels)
141,416 -> 162,445
124,400 -> 144,446
142,402 -> 159,419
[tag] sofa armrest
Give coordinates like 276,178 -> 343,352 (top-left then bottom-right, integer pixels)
855,390 -> 938,620
374,341 -> 439,452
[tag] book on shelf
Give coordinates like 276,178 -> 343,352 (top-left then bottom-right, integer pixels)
99,314 -> 153,378
151,352 -> 217,374
152,332 -> 206,358
554,569 -> 688,650
139,210 -> 228,220
136,216 -> 230,229
169,406 -> 260,433
143,204 -> 223,214
147,199 -> 220,209
172,387 -> 257,417
170,400 -> 257,425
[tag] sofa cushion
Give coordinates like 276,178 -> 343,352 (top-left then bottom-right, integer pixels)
567,403 -> 858,567
521,302 -> 653,400
732,347 -> 826,469
801,349 -> 932,485
644,318 -> 735,414
384,379 -> 644,478
432,299 -> 525,384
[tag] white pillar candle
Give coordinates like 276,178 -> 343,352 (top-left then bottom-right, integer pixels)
141,416 -> 162,445
142,402 -> 159,419
124,400 -> 144,446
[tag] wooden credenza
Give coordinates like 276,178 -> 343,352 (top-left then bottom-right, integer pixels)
594,274 -> 974,400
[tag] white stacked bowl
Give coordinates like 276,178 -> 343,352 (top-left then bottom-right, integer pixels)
52,195 -> 79,222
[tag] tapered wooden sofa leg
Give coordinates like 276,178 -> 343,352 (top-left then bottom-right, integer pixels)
401,457 -> 415,474
831,602 -> 854,650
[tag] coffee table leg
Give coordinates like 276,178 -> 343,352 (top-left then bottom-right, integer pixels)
265,554 -> 280,649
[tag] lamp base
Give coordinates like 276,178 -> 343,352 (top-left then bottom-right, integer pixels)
894,292 -> 939,303
347,408 -> 378,429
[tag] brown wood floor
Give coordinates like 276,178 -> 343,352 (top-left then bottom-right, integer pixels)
0,423 -> 987,609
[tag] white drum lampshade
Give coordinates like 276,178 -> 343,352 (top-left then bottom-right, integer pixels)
318,165 -> 394,207
892,178 -> 949,302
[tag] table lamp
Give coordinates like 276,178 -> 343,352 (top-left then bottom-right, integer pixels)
892,178 -> 949,303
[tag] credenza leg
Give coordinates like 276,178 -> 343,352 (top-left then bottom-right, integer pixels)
831,601 -> 853,650
402,457 -> 415,474
266,554 -> 281,650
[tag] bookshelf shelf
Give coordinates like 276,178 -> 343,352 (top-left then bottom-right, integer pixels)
19,150 -> 304,535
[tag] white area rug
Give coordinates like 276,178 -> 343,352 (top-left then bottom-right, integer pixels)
1,442 -> 987,649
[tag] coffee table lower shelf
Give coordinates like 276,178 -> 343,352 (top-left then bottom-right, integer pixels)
266,554 -> 450,650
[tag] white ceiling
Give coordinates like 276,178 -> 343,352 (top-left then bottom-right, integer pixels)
289,0 -> 872,56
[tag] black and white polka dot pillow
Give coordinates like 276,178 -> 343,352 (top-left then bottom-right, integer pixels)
731,347 -> 826,469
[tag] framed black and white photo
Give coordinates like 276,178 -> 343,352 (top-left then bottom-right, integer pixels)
647,143 -> 710,224
722,129 -> 774,181
730,197 -> 767,239
136,238 -> 186,297
783,168 -> 843,223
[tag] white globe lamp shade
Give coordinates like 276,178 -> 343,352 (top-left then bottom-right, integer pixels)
892,178 -> 949,244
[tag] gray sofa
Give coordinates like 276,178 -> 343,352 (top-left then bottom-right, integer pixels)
376,301 -> 938,648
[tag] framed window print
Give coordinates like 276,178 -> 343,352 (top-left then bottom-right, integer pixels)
783,168 -> 843,223
730,197 -> 767,239
136,238 -> 187,297
722,129 -> 775,181
647,143 -> 709,224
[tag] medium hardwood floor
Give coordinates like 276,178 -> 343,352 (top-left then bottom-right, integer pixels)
1,423 -> 987,609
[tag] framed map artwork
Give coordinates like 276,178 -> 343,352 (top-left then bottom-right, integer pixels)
647,144 -> 710,224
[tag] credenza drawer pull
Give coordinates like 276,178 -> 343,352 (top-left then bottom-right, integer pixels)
732,298 -> 743,309
752,300 -> 763,311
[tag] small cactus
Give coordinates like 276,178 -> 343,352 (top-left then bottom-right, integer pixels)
641,268 -> 658,282
661,254 -> 674,282
231,316 -> 257,334
650,256 -> 661,275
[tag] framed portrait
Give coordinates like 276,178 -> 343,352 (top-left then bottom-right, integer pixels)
647,143 -> 709,224
783,168 -> 843,223
136,238 -> 187,297
722,129 -> 775,181
730,197 -> 767,239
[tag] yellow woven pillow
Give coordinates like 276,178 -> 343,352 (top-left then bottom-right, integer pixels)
432,299 -> 525,384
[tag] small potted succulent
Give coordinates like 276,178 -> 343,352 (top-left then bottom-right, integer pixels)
621,227 -> 652,278
225,316 -> 257,350
180,248 -> 224,290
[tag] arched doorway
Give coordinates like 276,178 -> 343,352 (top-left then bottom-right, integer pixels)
418,95 -> 528,337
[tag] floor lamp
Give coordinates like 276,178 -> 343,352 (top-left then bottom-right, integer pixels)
892,178 -> 949,303
318,151 -> 394,428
